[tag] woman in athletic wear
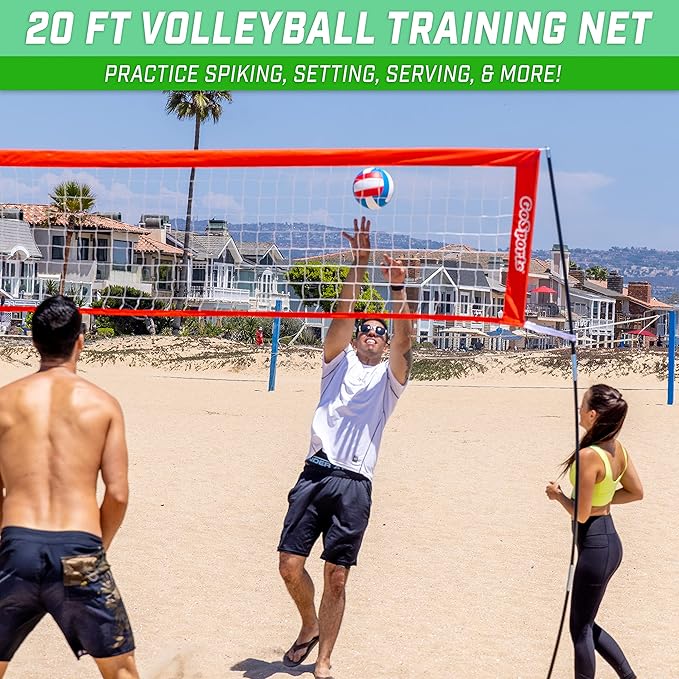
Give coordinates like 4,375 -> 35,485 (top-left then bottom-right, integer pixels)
546,384 -> 643,679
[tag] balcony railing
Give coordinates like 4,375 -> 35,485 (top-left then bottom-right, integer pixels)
526,304 -> 615,323
525,303 -> 566,318
189,285 -> 291,311
43,261 -> 98,281
0,277 -> 39,299
190,286 -> 250,302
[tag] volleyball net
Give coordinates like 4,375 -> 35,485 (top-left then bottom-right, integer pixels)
0,147 -> 540,329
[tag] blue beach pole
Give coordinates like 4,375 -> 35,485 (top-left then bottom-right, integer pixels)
668,310 -> 676,406
268,299 -> 282,392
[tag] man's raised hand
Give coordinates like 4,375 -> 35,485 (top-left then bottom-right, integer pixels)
342,216 -> 372,266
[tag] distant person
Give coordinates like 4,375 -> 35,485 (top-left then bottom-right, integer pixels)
277,218 -> 414,679
545,384 -> 643,679
0,295 -> 138,679
255,326 -> 264,348
0,297 -> 10,335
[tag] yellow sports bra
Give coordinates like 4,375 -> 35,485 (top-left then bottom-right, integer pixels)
569,444 -> 628,507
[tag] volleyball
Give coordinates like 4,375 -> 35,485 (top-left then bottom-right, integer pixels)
352,167 -> 394,210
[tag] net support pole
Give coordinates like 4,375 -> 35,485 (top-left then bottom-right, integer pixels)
268,299 -> 283,392
668,310 -> 676,406
545,148 -> 580,679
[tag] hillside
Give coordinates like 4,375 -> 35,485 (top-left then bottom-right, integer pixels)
170,220 -> 679,300
173,219 -> 446,259
533,247 -> 679,301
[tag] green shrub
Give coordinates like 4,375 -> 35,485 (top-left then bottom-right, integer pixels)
297,328 -> 322,347
179,318 -> 227,338
93,286 -> 170,336
218,317 -> 270,342
287,264 -> 384,313
97,327 -> 115,338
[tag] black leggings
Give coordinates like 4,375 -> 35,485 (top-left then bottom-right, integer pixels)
570,514 -> 636,679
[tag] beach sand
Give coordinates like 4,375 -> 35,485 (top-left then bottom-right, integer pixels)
1,339 -> 677,678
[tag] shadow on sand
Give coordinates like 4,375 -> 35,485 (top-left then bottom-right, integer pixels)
231,658 -> 316,679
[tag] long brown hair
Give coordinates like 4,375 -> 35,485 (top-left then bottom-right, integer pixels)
561,384 -> 628,473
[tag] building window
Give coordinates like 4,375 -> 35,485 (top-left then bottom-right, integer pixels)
112,239 -> 131,270
96,237 -> 109,263
51,235 -> 65,260
259,271 -> 274,295
78,237 -> 90,261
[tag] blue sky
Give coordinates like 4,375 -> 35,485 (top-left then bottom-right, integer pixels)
0,91 -> 676,251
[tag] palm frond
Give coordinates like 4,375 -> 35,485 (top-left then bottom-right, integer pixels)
164,90 -> 232,123
49,181 -> 96,213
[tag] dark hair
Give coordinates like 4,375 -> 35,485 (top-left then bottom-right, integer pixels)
562,384 -> 628,472
32,295 -> 83,359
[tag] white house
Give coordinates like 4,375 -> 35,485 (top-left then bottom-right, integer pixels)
526,246 -> 619,348
293,245 -> 508,350
0,210 -> 42,301
0,204 -> 152,304
162,218 -> 290,311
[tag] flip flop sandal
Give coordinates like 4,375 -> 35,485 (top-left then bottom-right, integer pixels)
283,635 -> 320,667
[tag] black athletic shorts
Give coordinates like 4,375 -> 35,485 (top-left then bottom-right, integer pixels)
0,526 -> 135,661
278,461 -> 372,567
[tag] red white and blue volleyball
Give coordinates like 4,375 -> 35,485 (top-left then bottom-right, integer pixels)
352,167 -> 394,210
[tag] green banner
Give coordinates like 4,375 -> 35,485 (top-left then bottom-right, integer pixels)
1,57 -> 677,90
2,1 -> 678,89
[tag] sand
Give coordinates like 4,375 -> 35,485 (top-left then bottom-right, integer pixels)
1,338 -> 677,679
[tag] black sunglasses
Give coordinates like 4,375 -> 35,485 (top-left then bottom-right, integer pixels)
358,323 -> 388,337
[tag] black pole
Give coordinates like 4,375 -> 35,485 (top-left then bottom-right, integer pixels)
545,148 -> 581,678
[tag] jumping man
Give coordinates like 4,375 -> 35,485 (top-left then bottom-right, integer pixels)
277,217 -> 414,679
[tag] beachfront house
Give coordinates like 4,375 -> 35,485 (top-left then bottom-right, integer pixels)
526,246 -> 619,349
292,244 -> 508,350
0,209 -> 42,303
136,215 -> 187,299
0,204 -> 152,305
164,218 -> 290,311
408,246 -> 507,350
614,280 -> 673,347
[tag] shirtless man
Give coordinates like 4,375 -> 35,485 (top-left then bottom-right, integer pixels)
0,295 -> 138,679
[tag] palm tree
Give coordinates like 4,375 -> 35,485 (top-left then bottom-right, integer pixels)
586,265 -> 608,281
164,91 -> 233,310
49,181 -> 96,295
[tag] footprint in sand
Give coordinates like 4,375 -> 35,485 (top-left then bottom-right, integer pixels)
150,649 -> 207,679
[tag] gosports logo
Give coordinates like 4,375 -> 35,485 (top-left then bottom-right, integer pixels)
513,196 -> 533,274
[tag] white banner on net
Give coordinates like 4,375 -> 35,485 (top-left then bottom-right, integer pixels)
523,321 -> 577,343
524,314 -> 661,348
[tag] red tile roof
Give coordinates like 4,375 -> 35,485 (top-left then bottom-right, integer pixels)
622,286 -> 673,309
0,204 -> 148,234
529,258 -> 550,274
135,234 -> 183,255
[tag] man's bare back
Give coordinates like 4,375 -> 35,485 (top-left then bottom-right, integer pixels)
0,296 -> 138,679
0,367 -> 127,543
